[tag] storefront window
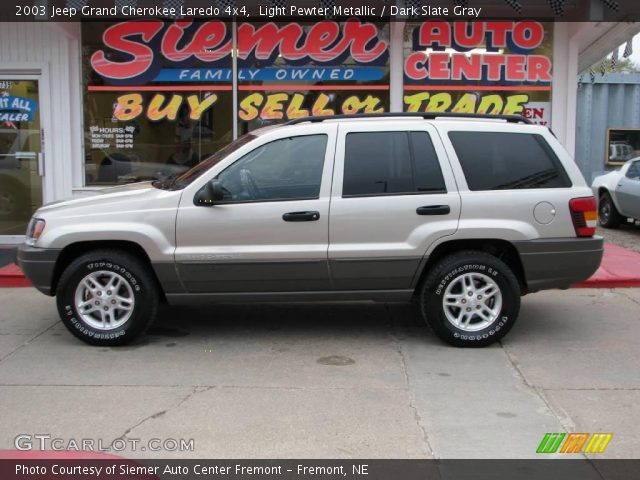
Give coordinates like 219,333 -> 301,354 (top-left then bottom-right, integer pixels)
82,20 -> 390,186
81,21 -> 234,185
403,22 -> 553,124
236,20 -> 390,134
606,129 -> 640,165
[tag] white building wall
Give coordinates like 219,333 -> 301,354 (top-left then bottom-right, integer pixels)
0,22 -> 83,203
551,23 -> 576,156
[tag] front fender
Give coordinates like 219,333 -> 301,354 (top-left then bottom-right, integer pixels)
44,223 -> 174,263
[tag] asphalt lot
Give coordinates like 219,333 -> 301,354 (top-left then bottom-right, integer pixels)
597,221 -> 640,254
0,287 -> 639,459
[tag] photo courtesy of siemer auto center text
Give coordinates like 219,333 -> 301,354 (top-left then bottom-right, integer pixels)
1,1 -> 640,479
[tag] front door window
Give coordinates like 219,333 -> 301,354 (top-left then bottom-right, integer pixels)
215,134 -> 328,202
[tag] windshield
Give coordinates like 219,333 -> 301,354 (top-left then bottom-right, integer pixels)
153,133 -> 257,190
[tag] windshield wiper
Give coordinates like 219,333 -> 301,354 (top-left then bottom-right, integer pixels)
152,172 -> 181,190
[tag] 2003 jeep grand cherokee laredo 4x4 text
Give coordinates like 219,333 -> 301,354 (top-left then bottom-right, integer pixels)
17,113 -> 603,347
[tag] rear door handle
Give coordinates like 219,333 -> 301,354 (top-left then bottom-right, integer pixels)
282,211 -> 320,222
416,205 -> 450,215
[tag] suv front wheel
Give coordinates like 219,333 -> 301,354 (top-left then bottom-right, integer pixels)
56,249 -> 159,346
420,251 -> 521,347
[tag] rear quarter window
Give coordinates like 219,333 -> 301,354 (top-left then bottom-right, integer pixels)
447,131 -> 572,191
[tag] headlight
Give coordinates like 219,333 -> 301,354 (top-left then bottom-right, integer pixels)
26,218 -> 46,243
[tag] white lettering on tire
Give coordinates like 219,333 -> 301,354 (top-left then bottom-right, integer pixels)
67,262 -> 140,338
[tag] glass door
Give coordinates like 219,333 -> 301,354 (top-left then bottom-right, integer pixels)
0,78 -> 43,238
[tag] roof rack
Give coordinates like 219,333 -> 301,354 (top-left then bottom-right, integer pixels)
285,112 -> 532,125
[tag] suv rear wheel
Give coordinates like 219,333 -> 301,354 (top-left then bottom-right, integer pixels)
420,251 -> 520,347
56,249 -> 159,346
598,191 -> 623,228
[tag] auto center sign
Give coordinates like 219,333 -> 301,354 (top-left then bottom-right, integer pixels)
405,22 -> 551,83
404,21 -> 552,122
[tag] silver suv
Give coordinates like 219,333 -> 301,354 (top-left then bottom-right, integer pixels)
17,113 -> 603,347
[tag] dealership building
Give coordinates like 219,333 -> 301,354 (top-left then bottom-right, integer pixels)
0,15 -> 638,242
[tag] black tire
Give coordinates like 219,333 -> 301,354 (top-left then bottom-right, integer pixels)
419,251 -> 521,347
56,249 -> 159,346
598,192 -> 623,229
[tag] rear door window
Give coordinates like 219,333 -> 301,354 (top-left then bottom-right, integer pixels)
411,132 -> 447,193
343,131 -> 446,196
448,132 -> 571,191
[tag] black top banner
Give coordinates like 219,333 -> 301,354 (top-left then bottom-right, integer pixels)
2,0 -> 640,22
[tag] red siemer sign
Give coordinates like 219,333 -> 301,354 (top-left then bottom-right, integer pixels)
90,20 -> 389,82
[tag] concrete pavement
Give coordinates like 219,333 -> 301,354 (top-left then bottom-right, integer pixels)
0,288 -> 638,459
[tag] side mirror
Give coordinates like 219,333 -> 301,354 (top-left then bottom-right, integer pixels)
194,180 -> 225,206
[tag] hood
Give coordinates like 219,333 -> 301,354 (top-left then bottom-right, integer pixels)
36,182 -> 179,218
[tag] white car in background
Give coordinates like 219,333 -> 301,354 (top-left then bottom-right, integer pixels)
592,158 -> 640,228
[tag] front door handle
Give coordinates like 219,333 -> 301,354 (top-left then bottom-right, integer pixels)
416,205 -> 450,215
282,211 -> 320,222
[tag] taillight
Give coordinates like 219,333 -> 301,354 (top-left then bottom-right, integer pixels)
569,197 -> 597,237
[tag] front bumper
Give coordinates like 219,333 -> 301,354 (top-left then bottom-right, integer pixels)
16,244 -> 61,296
514,236 -> 604,293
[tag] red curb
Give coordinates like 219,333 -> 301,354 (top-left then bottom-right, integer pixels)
0,278 -> 32,288
1,242 -> 640,289
573,243 -> 640,288
0,263 -> 32,288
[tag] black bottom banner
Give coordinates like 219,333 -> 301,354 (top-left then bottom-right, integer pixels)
2,459 -> 640,480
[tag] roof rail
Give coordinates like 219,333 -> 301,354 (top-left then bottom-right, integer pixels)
285,112 -> 532,125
